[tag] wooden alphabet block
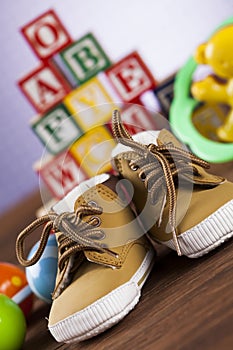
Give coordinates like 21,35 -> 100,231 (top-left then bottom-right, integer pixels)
31,103 -> 83,154
35,151 -> 87,199
21,9 -> 72,60
70,126 -> 116,177
121,105 -> 159,134
18,62 -> 71,113
139,89 -> 161,114
64,76 -> 116,131
153,75 -> 175,118
52,53 -> 79,89
58,33 -> 111,85
106,52 -> 156,103
108,104 -> 159,136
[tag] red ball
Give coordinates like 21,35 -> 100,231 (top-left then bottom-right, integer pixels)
0,262 -> 33,317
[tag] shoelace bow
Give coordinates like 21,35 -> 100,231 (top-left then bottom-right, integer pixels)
16,203 -> 117,274
112,109 -> 210,255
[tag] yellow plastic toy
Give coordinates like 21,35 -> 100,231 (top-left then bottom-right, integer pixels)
191,24 -> 233,142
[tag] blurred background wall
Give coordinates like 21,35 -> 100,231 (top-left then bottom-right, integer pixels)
0,0 -> 232,214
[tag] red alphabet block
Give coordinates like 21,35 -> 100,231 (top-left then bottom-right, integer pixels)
18,62 -> 71,113
35,151 -> 87,199
108,105 -> 159,136
106,52 -> 156,103
21,9 -> 72,60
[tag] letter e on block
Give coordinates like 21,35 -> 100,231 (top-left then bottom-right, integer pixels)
18,62 -> 71,113
36,152 -> 87,199
106,52 -> 156,103
21,9 -> 72,60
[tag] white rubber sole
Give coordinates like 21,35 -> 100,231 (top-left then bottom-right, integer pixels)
48,246 -> 155,343
161,200 -> 233,258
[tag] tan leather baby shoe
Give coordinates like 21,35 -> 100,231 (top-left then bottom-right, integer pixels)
111,109 -> 233,258
16,173 -> 155,343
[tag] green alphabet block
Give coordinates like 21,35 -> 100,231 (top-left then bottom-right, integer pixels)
31,104 -> 83,154
58,33 -> 111,85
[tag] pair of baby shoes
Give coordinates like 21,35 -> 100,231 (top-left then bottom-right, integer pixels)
16,110 -> 233,344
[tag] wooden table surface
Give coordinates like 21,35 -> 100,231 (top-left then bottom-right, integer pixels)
0,162 -> 233,350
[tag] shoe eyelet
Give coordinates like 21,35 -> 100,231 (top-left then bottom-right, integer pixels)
92,216 -> 101,227
88,200 -> 98,207
139,172 -> 146,181
130,163 -> 139,171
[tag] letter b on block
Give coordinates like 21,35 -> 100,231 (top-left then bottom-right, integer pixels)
59,33 -> 111,84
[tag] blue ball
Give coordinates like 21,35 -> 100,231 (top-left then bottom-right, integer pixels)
26,234 -> 58,304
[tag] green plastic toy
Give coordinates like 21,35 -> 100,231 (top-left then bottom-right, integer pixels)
170,17 -> 233,163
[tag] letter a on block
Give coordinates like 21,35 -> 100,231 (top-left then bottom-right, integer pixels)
36,152 -> 87,199
18,62 -> 71,113
106,51 -> 156,103
21,9 -> 72,60
59,33 -> 111,84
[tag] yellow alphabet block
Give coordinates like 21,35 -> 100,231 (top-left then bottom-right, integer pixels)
69,126 -> 116,177
64,76 -> 116,131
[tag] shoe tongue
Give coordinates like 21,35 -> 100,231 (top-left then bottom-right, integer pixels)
73,175 -> 120,212
112,129 -> 224,186
111,130 -> 160,157
111,129 -> 182,157
157,129 -> 183,148
52,173 -> 110,214
157,130 -> 224,184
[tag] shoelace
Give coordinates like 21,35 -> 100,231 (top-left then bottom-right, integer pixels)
16,203 -> 117,294
112,109 -> 210,255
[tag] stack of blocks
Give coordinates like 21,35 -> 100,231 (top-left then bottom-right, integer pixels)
18,9 -> 171,201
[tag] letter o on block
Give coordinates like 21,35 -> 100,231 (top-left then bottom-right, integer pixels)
21,9 -> 72,60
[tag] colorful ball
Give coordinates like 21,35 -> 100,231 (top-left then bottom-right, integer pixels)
26,233 -> 58,303
0,294 -> 27,350
0,262 -> 33,317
